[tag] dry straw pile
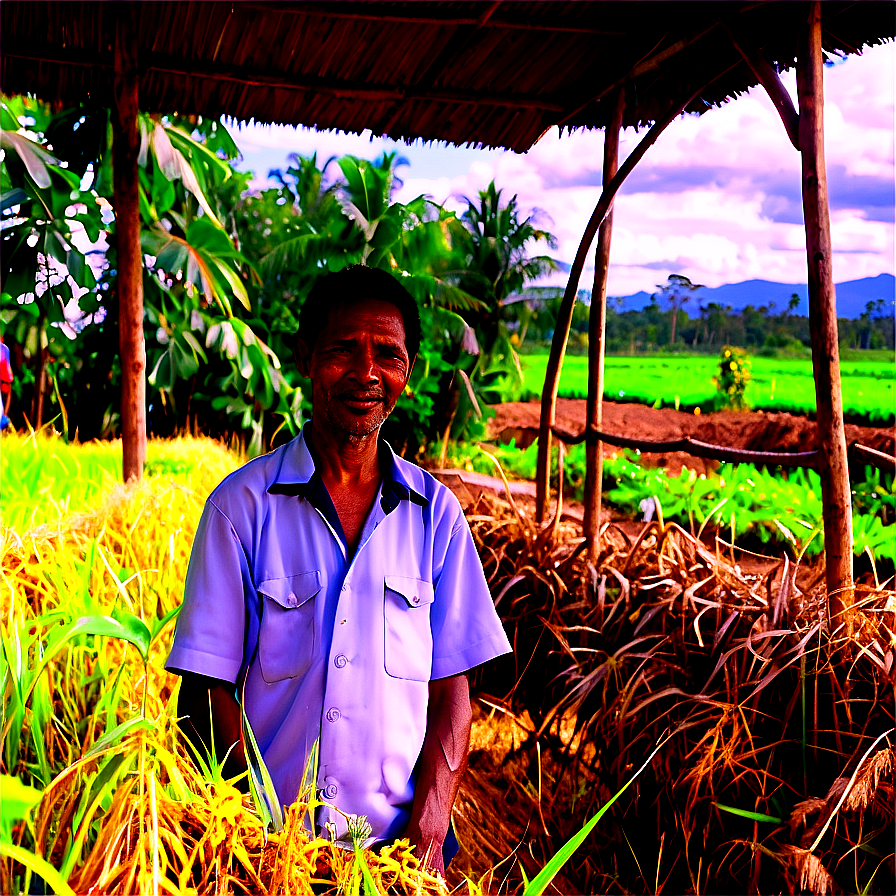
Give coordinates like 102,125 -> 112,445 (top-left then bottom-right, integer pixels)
450,488 -> 894,894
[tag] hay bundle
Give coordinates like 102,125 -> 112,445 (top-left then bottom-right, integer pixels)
455,492 -> 894,894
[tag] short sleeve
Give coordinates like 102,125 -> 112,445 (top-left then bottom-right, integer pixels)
429,514 -> 512,680
165,500 -> 253,683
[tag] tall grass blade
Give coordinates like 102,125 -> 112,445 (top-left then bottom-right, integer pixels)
524,736 -> 672,895
0,841 -> 75,896
0,775 -> 43,838
713,803 -> 784,824
240,691 -> 284,832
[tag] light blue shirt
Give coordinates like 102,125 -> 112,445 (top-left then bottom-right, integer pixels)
166,429 -> 511,842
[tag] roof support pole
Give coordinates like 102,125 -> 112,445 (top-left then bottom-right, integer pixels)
797,2 -> 853,632
536,82 -> 707,523
113,6 -> 146,481
583,88 -> 624,560
723,23 -> 800,150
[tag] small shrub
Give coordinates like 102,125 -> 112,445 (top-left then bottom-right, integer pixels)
713,345 -> 752,410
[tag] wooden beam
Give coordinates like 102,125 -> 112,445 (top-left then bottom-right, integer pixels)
722,22 -> 801,150
113,7 -> 146,481
796,1 -> 853,631
535,77 -> 719,522
3,49 -> 567,112
240,2 -> 627,34
554,427 -> 822,468
583,88 -> 624,561
549,21 -> 719,135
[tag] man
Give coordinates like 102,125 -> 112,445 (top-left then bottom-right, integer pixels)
166,265 -> 511,873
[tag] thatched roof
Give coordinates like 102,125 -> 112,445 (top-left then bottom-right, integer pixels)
1,1 -> 893,151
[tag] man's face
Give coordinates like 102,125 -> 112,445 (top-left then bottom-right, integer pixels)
301,298 -> 414,439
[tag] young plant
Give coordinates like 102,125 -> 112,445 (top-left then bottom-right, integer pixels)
712,345 -> 752,410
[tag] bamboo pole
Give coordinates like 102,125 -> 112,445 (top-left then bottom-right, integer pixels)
113,6 -> 146,481
796,1 -> 853,630
535,80 -> 714,522
583,89 -> 624,560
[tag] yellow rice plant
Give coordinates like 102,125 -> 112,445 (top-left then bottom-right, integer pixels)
26,720 -> 446,895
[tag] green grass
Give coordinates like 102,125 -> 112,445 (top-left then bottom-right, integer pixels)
0,434 -> 240,532
519,354 -> 895,424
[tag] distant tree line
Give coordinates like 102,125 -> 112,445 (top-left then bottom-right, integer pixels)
508,276 -> 894,356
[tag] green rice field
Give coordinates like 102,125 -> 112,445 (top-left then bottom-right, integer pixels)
519,353 -> 895,424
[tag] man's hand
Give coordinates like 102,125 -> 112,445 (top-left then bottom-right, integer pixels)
177,672 -> 248,788
404,673 -> 472,875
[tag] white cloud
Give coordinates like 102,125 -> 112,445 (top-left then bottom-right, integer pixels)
234,42 -> 894,294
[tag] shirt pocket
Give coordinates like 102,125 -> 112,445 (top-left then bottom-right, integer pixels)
383,574 -> 435,681
257,572 -> 321,683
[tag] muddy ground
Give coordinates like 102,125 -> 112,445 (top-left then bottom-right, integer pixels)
488,399 -> 894,476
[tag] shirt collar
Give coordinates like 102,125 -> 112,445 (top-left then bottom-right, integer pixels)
267,425 -> 429,512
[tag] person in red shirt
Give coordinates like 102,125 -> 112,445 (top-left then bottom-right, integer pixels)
0,338 -> 13,430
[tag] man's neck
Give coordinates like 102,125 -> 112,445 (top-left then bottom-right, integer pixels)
307,420 -> 382,490
307,421 -> 383,554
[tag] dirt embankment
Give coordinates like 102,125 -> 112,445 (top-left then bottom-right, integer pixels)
489,399 -> 895,476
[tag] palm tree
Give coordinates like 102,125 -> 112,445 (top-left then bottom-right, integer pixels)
454,182 -> 557,391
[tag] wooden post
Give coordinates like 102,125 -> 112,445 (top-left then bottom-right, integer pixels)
797,1 -> 853,630
535,80 -> 711,522
584,89 -> 624,560
113,6 -> 146,481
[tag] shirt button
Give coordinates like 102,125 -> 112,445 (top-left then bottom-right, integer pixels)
334,654 -> 347,669
411,595 -> 420,604
341,585 -> 347,592
326,707 -> 341,723
324,783 -> 338,799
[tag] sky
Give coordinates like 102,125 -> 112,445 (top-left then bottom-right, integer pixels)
231,42 -> 894,298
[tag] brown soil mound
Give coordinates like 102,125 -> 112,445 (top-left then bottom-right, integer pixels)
489,399 -> 894,475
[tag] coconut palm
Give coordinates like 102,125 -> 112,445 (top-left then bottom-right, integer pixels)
453,182 -> 558,402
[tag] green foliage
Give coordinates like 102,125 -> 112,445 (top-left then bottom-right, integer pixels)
713,345 -> 752,410
603,452 -> 895,561
442,438 -> 894,562
3,91 -> 558,454
515,284 -> 893,357
430,183 -> 558,440
654,274 -> 703,345
2,96 -> 303,450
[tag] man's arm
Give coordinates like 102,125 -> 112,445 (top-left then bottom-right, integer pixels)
404,672 -> 472,875
177,672 -> 248,788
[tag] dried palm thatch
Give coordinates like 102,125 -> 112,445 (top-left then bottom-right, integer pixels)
2,2 -> 893,152
457,492 -> 894,894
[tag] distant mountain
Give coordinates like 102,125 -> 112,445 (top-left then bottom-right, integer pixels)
610,273 -> 894,319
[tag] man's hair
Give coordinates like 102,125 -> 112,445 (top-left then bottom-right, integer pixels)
298,265 -> 421,359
